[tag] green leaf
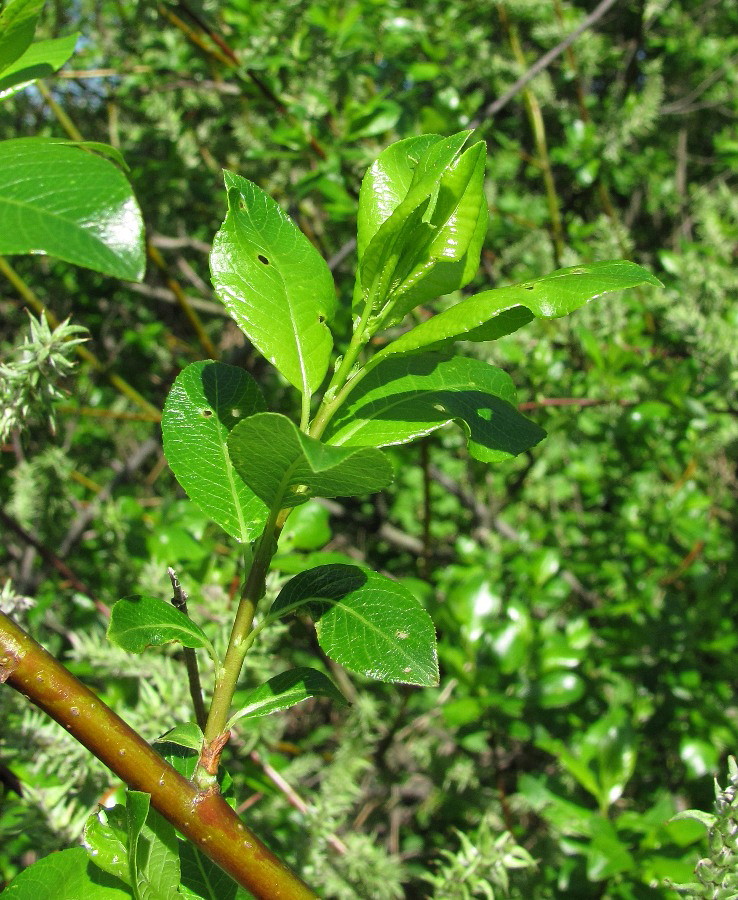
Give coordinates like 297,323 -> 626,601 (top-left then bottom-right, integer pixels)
374,261 -> 662,361
362,142 -> 488,325
324,353 -> 545,462
0,0 -> 45,73
179,841 -> 238,900
162,361 -> 268,543
3,847 -> 130,899
0,138 -> 145,280
107,595 -> 215,659
227,667 -> 347,727
270,564 -> 439,686
126,791 -> 181,900
155,722 -> 205,753
357,133 -> 454,258
210,172 -> 336,397
0,32 -> 78,100
227,412 -> 393,509
84,805 -> 130,885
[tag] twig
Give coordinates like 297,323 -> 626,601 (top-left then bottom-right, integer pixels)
249,749 -> 348,856
168,567 -> 208,731
0,510 -> 105,613
470,0 -> 621,125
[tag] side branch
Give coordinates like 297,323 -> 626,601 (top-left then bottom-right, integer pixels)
0,611 -> 316,900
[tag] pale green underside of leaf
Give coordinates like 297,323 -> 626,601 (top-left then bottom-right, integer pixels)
227,412 -> 393,510
0,32 -> 78,100
107,595 -> 214,658
325,353 -> 545,462
162,361 -> 268,543
270,564 -> 439,686
210,172 -> 336,396
373,261 -> 663,360
227,667 -> 347,727
0,138 -> 145,280
3,847 -> 129,899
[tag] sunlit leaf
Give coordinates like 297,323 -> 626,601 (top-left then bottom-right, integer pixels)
270,564 -> 439,686
0,33 -> 78,99
107,595 -> 215,660
3,847 -> 129,899
210,172 -> 336,397
0,138 -> 145,280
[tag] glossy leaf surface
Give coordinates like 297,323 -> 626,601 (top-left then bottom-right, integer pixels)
325,353 -> 545,462
0,0 -> 44,72
227,412 -> 392,509
3,847 -> 129,899
210,172 -> 336,397
162,361 -> 268,543
84,806 -> 130,885
374,261 -> 662,360
228,667 -> 347,727
0,139 -> 145,280
107,595 -> 215,659
0,32 -> 78,99
270,564 -> 439,686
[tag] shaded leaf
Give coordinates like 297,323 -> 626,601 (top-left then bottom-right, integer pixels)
325,353 -> 545,462
179,841 -> 238,900
162,361 -> 268,543
126,791 -> 181,900
107,595 -> 215,659
228,667 -> 347,727
270,564 -> 439,686
374,261 -> 662,361
227,412 -> 392,509
0,32 -> 78,99
210,172 -> 336,397
0,138 -> 145,280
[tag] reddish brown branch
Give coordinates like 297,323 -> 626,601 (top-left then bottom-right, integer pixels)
0,611 -> 316,900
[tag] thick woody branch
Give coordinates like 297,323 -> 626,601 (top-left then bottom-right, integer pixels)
0,611 -> 316,900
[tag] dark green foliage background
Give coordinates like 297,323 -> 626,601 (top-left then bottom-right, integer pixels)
1,0 -> 737,896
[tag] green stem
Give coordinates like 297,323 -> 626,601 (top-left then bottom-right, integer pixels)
0,611 -> 317,900
199,505 -> 282,775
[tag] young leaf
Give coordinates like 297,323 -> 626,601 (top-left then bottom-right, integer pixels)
361,141 -> 488,325
0,138 -> 145,280
227,667 -> 347,727
0,32 -> 78,100
210,172 -> 336,398
373,261 -> 662,361
324,353 -> 545,462
107,595 -> 215,660
3,846 -> 130,899
0,0 -> 45,74
162,360 -> 268,543
270,564 -> 439,686
156,722 -> 205,754
227,412 -> 393,509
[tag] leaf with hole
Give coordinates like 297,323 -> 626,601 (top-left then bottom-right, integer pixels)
227,667 -> 347,727
0,138 -> 145,280
107,595 -> 215,661
210,172 -> 336,398
269,564 -> 439,686
373,261 -> 663,361
325,353 -> 545,462
162,361 -> 268,543
227,412 -> 393,509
